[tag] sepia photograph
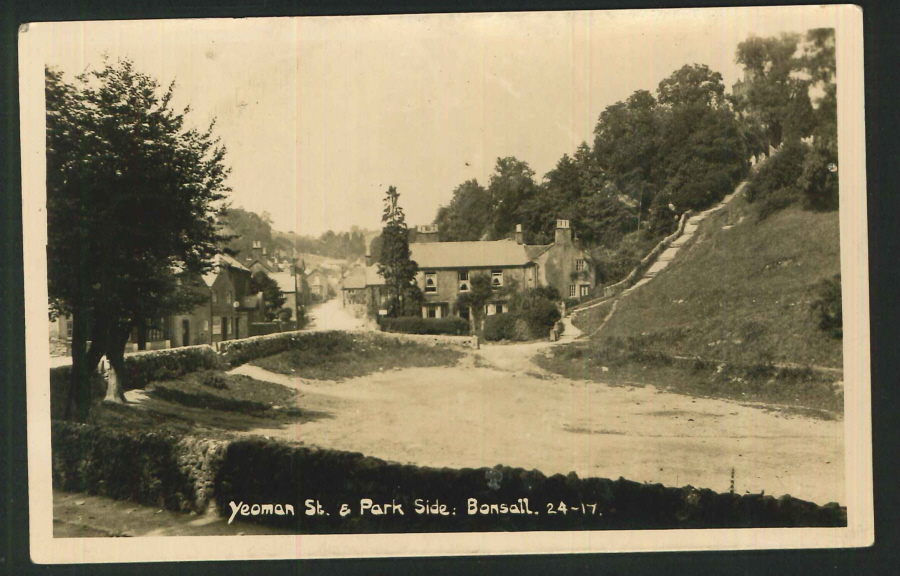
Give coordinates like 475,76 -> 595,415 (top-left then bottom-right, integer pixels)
18,4 -> 871,562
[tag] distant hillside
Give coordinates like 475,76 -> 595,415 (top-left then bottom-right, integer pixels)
573,192 -> 842,368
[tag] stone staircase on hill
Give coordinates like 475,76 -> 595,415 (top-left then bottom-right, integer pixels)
570,179 -> 749,338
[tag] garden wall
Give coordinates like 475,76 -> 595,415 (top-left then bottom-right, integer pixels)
50,422 -> 846,532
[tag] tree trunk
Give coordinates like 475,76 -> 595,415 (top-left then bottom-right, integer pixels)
64,306 -> 91,422
103,326 -> 131,404
136,319 -> 146,351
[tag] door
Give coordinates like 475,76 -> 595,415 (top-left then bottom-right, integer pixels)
181,319 -> 190,346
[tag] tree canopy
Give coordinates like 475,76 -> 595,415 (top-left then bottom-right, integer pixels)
46,58 -> 231,418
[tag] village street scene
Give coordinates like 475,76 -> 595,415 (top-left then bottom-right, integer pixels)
39,10 -> 847,539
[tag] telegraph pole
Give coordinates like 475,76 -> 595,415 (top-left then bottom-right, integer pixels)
293,258 -> 300,330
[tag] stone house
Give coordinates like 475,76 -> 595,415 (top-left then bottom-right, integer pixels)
346,219 -> 594,320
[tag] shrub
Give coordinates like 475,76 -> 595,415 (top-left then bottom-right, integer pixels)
201,371 -> 228,390
380,316 -> 470,336
483,313 -> 520,341
746,141 -> 808,212
519,298 -> 562,337
120,345 -> 221,390
810,274 -> 842,339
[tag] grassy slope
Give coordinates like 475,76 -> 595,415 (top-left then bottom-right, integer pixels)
541,195 -> 843,415
595,194 -> 842,368
251,339 -> 464,380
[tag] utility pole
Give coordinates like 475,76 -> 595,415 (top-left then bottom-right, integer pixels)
293,258 -> 300,331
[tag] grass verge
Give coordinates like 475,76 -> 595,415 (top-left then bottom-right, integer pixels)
250,332 -> 465,380
537,338 -> 843,418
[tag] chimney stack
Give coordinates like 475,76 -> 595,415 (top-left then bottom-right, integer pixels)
515,224 -> 523,245
554,219 -> 572,245
414,224 -> 441,243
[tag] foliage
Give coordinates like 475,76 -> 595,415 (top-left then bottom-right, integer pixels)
377,186 -> 421,317
745,140 -> 809,218
250,271 -> 286,320
220,208 -> 275,261
46,59 -> 233,417
250,332 -> 464,380
120,345 -> 222,391
735,33 -> 814,146
484,287 -> 561,341
810,274 -> 842,339
380,317 -> 471,336
483,313 -> 521,342
456,272 -> 494,331
433,179 -> 493,241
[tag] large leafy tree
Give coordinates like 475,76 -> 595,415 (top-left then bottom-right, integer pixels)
46,59 -> 230,419
735,33 -> 815,147
433,179 -> 492,241
377,186 -> 421,317
486,157 -> 538,240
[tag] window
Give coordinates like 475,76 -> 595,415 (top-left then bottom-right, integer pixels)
65,318 -> 73,339
580,285 -> 590,297
424,272 -> 437,293
226,290 -> 233,304
496,304 -> 505,314
212,317 -> 221,335
203,320 -> 209,332
458,270 -> 469,292
575,259 -> 585,272
211,290 -> 218,305
569,284 -> 577,298
491,270 -> 503,289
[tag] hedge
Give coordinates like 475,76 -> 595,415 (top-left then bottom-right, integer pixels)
50,422 -> 846,532
120,345 -> 221,391
213,437 -> 847,533
49,366 -> 107,420
483,313 -> 522,342
380,316 -> 470,336
51,421 -> 226,513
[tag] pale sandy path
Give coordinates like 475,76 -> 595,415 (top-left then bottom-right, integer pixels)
306,298 -> 369,331
236,352 -> 845,505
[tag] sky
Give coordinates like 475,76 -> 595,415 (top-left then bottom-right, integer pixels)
37,6 -> 842,236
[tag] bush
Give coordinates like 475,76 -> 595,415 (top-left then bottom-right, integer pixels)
483,313 -> 520,342
121,345 -> 221,390
746,141 -> 808,215
810,274 -> 842,339
380,316 -> 470,336
519,298 -> 562,336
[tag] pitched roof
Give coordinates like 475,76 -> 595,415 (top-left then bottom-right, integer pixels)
365,265 -> 386,286
201,253 -> 251,287
342,269 -> 367,290
342,265 -> 385,289
270,271 -> 297,293
524,244 -> 552,260
410,239 -> 533,269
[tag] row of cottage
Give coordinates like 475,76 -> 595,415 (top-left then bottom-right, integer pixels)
341,219 -> 595,319
49,253 -> 334,356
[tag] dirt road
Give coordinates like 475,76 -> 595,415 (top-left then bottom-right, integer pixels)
238,344 -> 845,506
306,298 -> 369,331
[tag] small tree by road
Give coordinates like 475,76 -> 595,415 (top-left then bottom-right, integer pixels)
377,186 -> 422,317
